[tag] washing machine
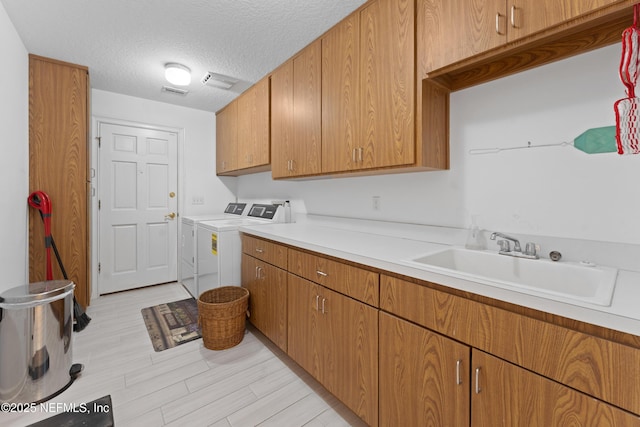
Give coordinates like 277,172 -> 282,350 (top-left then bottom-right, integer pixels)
179,202 -> 246,296
196,204 -> 284,295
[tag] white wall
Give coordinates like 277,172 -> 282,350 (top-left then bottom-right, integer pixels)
238,44 -> 640,246
0,2 -> 29,294
91,89 -> 236,216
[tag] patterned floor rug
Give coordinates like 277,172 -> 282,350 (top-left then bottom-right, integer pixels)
141,298 -> 201,351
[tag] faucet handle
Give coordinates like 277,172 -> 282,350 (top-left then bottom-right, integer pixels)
497,240 -> 511,252
524,242 -> 539,257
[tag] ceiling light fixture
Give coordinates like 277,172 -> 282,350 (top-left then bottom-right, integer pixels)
164,63 -> 191,86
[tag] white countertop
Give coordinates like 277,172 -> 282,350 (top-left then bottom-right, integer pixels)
239,215 -> 640,337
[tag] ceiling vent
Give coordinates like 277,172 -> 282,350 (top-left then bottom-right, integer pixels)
201,72 -> 239,90
162,86 -> 189,96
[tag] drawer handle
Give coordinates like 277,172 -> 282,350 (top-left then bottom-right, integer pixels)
495,13 -> 504,35
475,367 -> 482,394
456,360 -> 462,385
316,270 -> 328,277
255,248 -> 264,253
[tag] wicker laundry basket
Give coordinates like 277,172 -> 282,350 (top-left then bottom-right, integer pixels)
198,286 -> 249,350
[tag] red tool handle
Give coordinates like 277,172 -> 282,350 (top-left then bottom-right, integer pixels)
28,191 -> 54,280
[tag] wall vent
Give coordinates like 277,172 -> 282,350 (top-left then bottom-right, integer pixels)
162,86 -> 189,96
201,72 -> 239,90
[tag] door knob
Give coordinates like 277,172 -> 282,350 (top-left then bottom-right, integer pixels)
165,212 -> 176,220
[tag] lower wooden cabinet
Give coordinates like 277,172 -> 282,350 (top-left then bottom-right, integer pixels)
379,312 -> 470,427
241,253 -> 287,351
242,235 -> 640,427
288,273 -> 379,427
471,350 -> 640,427
380,311 -> 640,427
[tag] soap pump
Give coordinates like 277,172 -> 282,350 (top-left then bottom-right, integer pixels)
284,200 -> 292,223
465,216 -> 483,250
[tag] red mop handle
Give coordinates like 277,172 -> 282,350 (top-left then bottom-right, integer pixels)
28,191 -> 53,280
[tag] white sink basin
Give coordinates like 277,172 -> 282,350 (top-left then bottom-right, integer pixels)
405,247 -> 617,306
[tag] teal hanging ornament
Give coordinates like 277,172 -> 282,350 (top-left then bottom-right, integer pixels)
573,126 -> 618,154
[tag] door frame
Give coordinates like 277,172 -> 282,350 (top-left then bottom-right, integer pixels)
91,116 -> 185,300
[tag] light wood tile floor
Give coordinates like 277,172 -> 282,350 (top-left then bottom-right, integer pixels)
3,283 -> 367,427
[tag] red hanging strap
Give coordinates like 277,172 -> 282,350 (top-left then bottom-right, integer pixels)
28,191 -> 54,280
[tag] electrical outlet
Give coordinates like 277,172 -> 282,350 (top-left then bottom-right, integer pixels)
192,196 -> 204,205
372,196 -> 381,211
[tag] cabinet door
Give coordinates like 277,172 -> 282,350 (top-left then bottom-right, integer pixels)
471,350 -> 640,427
29,55 -> 90,307
270,60 -> 294,179
292,39 -> 322,176
322,287 -> 378,427
360,0 -> 415,169
418,0 -> 505,73
237,77 -> 270,170
216,101 -> 238,174
271,41 -> 322,178
508,0 -> 624,42
241,254 -> 287,351
322,12 -> 360,173
380,312 -> 470,427
287,274 -> 322,380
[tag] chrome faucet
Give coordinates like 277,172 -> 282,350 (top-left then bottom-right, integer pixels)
490,231 -> 539,259
490,232 -> 521,252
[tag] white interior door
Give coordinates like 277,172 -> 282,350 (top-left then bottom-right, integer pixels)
98,122 -> 178,294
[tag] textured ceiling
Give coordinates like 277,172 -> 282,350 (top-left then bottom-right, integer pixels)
2,0 -> 367,113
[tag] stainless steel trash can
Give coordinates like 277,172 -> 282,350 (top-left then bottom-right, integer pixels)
0,280 -> 75,403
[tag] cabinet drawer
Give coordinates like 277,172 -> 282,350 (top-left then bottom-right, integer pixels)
288,248 -> 379,306
241,234 -> 287,269
380,274 -> 640,416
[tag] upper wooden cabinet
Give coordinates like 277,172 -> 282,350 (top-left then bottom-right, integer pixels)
420,0 -> 628,74
321,12 -> 361,173
359,0 -> 416,170
215,101 -> 237,173
29,55 -> 91,308
216,76 -> 270,176
237,77 -> 270,170
271,40 -> 322,178
422,0 -> 636,89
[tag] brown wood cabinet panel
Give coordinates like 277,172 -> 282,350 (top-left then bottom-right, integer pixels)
237,77 -> 270,170
472,350 -> 640,426
322,285 -> 378,427
271,41 -> 322,178
241,254 -> 287,351
241,234 -> 287,269
288,248 -> 379,306
418,0 -> 505,74
270,60 -> 294,178
473,300 -> 640,417
509,0 -> 626,42
379,312 -> 470,427
360,0 -> 415,169
292,40 -> 322,176
287,273 -> 378,427
29,55 -> 90,307
215,102 -> 238,173
381,274 -> 640,416
322,12 -> 361,173
287,274 -> 322,380
380,275 -> 475,343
